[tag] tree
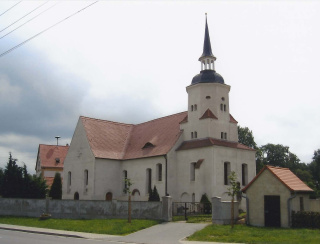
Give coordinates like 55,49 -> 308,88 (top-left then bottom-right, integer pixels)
148,186 -> 160,201
49,173 -> 62,199
238,125 -> 257,149
200,194 -> 212,214
227,171 -> 240,228
1,153 -> 47,199
308,149 -> 320,197
123,178 -> 132,223
0,168 -> 4,196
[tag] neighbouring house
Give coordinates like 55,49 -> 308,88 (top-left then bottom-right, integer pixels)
242,165 -> 314,228
62,17 -> 256,209
35,144 -> 69,188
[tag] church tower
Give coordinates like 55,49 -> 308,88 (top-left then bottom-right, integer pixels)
181,15 -> 238,142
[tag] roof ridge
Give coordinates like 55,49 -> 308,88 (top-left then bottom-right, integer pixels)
121,125 -> 135,159
80,115 -> 133,127
39,144 -> 69,147
136,111 -> 187,126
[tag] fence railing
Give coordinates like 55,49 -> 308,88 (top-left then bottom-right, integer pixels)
172,202 -> 212,220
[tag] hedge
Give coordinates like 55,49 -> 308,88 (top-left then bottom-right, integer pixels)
291,211 -> 320,228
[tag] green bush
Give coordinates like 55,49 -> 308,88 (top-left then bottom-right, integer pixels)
292,211 -> 320,228
200,194 -> 212,214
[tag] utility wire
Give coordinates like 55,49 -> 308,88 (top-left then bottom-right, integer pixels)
0,1 -> 49,33
0,2 -> 60,40
0,1 -> 22,17
0,1 -> 99,58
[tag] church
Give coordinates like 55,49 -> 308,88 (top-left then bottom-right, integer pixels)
62,17 -> 256,206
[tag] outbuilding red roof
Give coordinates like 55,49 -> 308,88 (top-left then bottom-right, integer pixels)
37,144 -> 69,169
242,165 -> 314,193
81,112 -> 188,160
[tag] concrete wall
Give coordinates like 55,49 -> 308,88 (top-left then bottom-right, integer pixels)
310,199 -> 320,212
0,198 -> 165,220
211,197 -> 239,224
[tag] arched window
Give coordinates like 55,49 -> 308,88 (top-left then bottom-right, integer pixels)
242,164 -> 248,185
190,162 -> 196,181
224,162 -> 231,185
68,171 -> 71,187
191,132 -> 194,139
84,170 -> 88,186
74,192 -> 79,200
191,105 -> 194,111
123,170 -> 128,193
106,192 -> 113,201
146,168 -> 152,194
156,163 -> 162,181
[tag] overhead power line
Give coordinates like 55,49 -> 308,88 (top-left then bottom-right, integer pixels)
0,2 -> 60,40
0,1 -> 49,33
0,1 -> 22,17
0,1 -> 99,58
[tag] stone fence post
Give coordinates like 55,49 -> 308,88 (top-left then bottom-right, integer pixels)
212,196 -> 239,225
162,196 -> 172,222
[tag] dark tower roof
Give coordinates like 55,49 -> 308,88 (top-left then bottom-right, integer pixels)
191,15 -> 225,85
199,15 -> 214,60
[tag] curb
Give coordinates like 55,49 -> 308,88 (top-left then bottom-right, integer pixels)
0,226 -> 83,239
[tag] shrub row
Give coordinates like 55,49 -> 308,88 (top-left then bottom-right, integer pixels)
291,211 -> 320,228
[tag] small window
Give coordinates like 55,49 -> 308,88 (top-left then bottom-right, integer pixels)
190,162 -> 196,181
194,104 -> 197,111
146,168 -> 152,194
191,105 -> 194,111
191,132 -> 194,139
123,170 -> 128,191
221,132 -> 224,139
206,96 -> 211,99
224,132 -> 227,140
84,170 -> 88,186
224,104 -> 227,111
221,97 -> 225,101
68,171 -> 71,187
157,163 -> 162,181
224,162 -> 231,185
242,164 -> 248,185
194,131 -> 197,138
55,158 -> 60,163
300,197 -> 304,211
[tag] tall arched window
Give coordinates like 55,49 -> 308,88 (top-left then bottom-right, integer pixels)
146,168 -> 152,194
123,170 -> 128,193
84,170 -> 88,186
156,163 -> 162,181
74,192 -> 79,200
224,162 -> 231,185
242,164 -> 248,185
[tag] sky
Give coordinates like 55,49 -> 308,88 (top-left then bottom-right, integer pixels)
0,0 -> 319,174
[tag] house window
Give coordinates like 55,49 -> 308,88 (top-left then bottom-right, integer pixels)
221,132 -> 224,139
224,162 -> 231,185
224,132 -> 227,140
221,132 -> 227,140
123,170 -> 128,192
157,163 -> 162,181
300,197 -> 304,211
242,164 -> 248,186
191,105 -> 194,111
191,132 -> 194,139
146,168 -> 152,194
190,162 -> 196,181
194,131 -> 197,138
84,170 -> 88,186
68,171 -> 71,187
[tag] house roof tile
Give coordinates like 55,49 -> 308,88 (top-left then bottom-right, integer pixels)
81,112 -> 188,160
242,165 -> 314,193
38,144 -> 69,168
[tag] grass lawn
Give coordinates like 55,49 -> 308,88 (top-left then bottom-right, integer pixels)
187,224 -> 320,244
0,216 -> 160,236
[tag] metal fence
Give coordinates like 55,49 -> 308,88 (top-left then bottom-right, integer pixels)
172,202 -> 212,220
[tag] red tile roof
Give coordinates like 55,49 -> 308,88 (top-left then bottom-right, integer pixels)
200,109 -> 218,120
242,165 -> 314,193
81,111 -> 188,160
230,114 -> 238,124
38,144 -> 69,169
176,138 -> 255,151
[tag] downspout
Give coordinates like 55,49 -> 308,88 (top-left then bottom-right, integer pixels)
164,155 -> 169,196
287,191 -> 297,227
242,193 -> 250,225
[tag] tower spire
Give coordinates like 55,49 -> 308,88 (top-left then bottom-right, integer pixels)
198,14 -> 216,71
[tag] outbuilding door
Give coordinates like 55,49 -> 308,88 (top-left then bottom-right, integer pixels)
264,195 -> 280,227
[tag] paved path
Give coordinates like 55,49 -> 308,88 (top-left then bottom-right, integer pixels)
0,222 -> 230,244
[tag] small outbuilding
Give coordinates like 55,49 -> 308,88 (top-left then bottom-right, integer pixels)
242,165 -> 313,228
